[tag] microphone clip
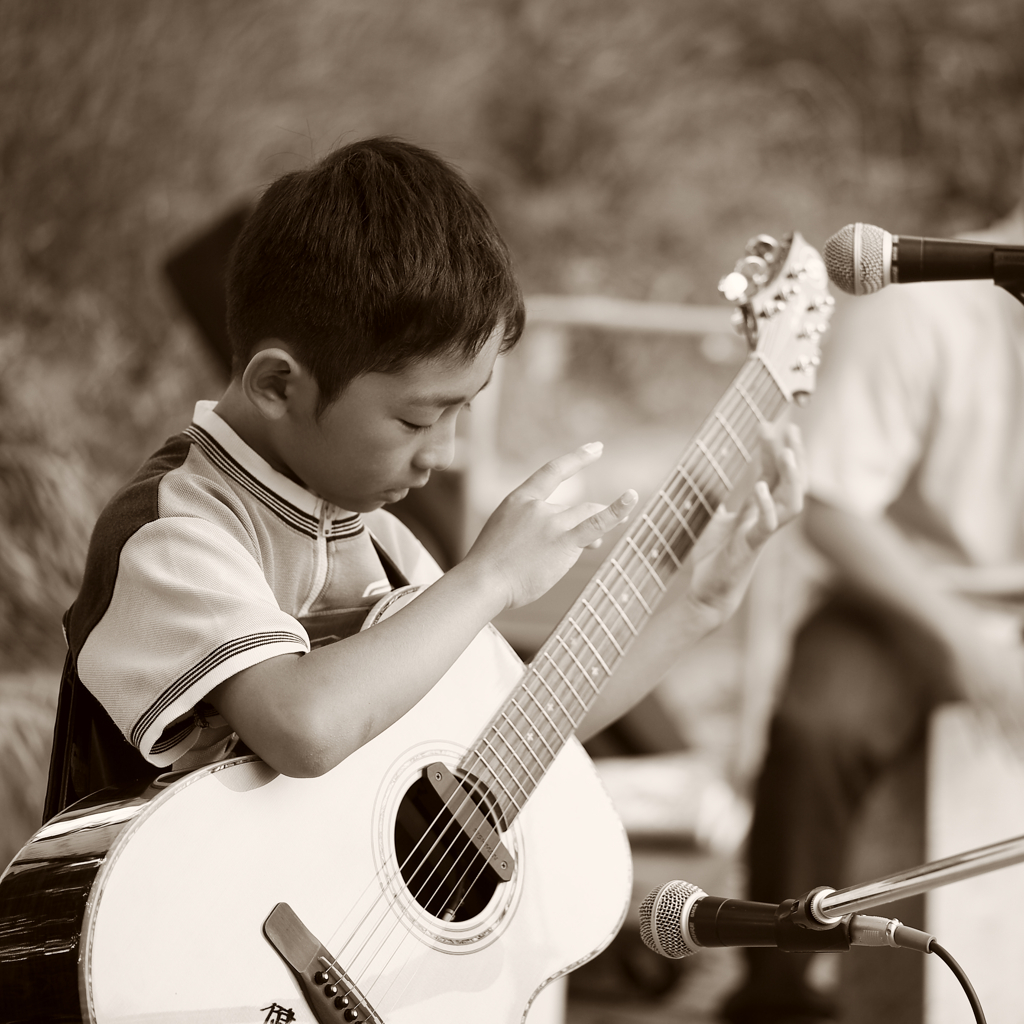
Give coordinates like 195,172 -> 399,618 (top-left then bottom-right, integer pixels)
994,248 -> 1024,306
773,891 -> 852,953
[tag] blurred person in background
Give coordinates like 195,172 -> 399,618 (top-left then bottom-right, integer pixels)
721,181 -> 1024,1024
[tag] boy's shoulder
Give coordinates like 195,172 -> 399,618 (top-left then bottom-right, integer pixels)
86,429 -> 199,566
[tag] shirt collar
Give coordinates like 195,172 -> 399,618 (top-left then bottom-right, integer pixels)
190,400 -> 325,518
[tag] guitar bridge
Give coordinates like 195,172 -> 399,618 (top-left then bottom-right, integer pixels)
264,902 -> 382,1023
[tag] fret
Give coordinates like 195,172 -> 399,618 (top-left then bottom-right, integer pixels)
706,423 -> 744,476
530,664 -> 577,724
715,410 -> 752,462
581,598 -> 626,657
481,735 -> 529,805
677,465 -> 714,516
626,535 -> 668,593
752,351 -> 788,400
541,650 -> 588,713
696,438 -> 732,490
595,579 -> 640,636
567,616 -> 613,676
509,695 -> 557,759
474,747 -> 523,812
486,729 -> 537,790
658,488 -> 698,544
523,684 -> 569,744
556,634 -> 603,694
736,380 -> 769,426
498,710 -> 544,781
641,513 -> 684,569
609,557 -> 653,615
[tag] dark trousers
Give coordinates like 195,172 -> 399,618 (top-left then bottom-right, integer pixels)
722,596 -> 953,1023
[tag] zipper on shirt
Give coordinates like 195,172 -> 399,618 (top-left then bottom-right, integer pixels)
297,499 -> 331,619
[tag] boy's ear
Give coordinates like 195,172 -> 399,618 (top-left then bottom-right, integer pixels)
240,346 -> 313,420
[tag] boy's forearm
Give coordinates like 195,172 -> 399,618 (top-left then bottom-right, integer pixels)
210,559 -> 507,777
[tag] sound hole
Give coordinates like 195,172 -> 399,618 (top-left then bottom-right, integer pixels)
394,775 -> 501,922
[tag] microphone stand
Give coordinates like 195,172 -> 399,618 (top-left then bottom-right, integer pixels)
811,831 -> 1024,921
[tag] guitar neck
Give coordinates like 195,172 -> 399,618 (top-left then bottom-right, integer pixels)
459,353 -> 789,825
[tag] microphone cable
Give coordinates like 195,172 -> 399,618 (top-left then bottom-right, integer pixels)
929,940 -> 986,1024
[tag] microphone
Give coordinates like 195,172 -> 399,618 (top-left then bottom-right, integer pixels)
638,880 -> 935,959
823,222 -> 1024,298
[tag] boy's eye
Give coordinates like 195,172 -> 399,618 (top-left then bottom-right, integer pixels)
399,419 -> 432,433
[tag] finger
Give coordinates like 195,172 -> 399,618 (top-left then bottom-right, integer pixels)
752,421 -> 803,519
517,442 -> 604,501
775,424 -> 806,493
744,479 -> 779,549
783,422 -> 805,468
566,489 -> 638,547
772,445 -> 806,523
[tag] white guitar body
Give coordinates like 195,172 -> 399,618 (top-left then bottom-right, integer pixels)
79,591 -> 631,1023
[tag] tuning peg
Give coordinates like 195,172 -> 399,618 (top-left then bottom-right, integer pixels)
719,272 -> 751,303
737,255 -> 770,285
746,234 -> 781,262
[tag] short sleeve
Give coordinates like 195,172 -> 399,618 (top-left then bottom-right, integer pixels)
77,516 -> 309,766
799,287 -> 938,518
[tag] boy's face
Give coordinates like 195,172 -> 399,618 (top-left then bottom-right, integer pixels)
280,328 -> 502,512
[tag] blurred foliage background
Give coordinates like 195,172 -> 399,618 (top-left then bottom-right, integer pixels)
1,0 -> 1023,858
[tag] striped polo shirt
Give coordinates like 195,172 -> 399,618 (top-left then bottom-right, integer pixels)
67,400 -> 442,769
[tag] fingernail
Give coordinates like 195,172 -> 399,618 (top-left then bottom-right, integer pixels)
582,442 -> 603,455
621,489 -> 638,505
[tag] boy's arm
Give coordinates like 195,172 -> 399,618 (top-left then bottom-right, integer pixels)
210,444 -> 637,777
577,424 -> 805,742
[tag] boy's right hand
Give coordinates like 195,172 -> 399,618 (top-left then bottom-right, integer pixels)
465,443 -> 637,611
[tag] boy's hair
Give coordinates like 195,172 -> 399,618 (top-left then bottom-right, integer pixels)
226,137 -> 525,411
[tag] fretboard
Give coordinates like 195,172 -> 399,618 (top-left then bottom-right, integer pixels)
458,353 -> 789,826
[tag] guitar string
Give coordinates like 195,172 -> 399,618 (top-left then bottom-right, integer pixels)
449,356 -> 785,840
344,269 -> 815,1006
324,365 -> 786,1012
473,364 -> 782,811
316,357 -> 788,1005
363,385 -> 777,1006
393,355 -> 781,913
319,356 -> 785,1003
457,356 -> 783,804
365,359 -> 786,971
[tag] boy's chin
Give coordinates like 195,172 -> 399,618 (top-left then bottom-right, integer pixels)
380,487 -> 411,506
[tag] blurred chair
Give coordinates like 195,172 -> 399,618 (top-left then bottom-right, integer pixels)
925,705 -> 1024,1024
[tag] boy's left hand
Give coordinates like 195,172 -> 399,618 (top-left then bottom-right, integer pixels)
678,422 -> 805,632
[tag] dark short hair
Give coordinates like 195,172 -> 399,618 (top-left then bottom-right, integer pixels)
226,137 -> 524,411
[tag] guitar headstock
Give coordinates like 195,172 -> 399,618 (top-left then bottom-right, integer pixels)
718,232 -> 834,403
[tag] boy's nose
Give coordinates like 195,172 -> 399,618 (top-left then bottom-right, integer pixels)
413,423 -> 456,472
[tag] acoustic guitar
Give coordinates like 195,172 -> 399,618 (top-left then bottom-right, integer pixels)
0,232 -> 832,1024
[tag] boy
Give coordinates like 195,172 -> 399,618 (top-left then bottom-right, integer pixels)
53,137 -> 803,807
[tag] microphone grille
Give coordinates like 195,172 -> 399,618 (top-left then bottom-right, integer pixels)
638,880 -> 704,959
823,222 -> 890,295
